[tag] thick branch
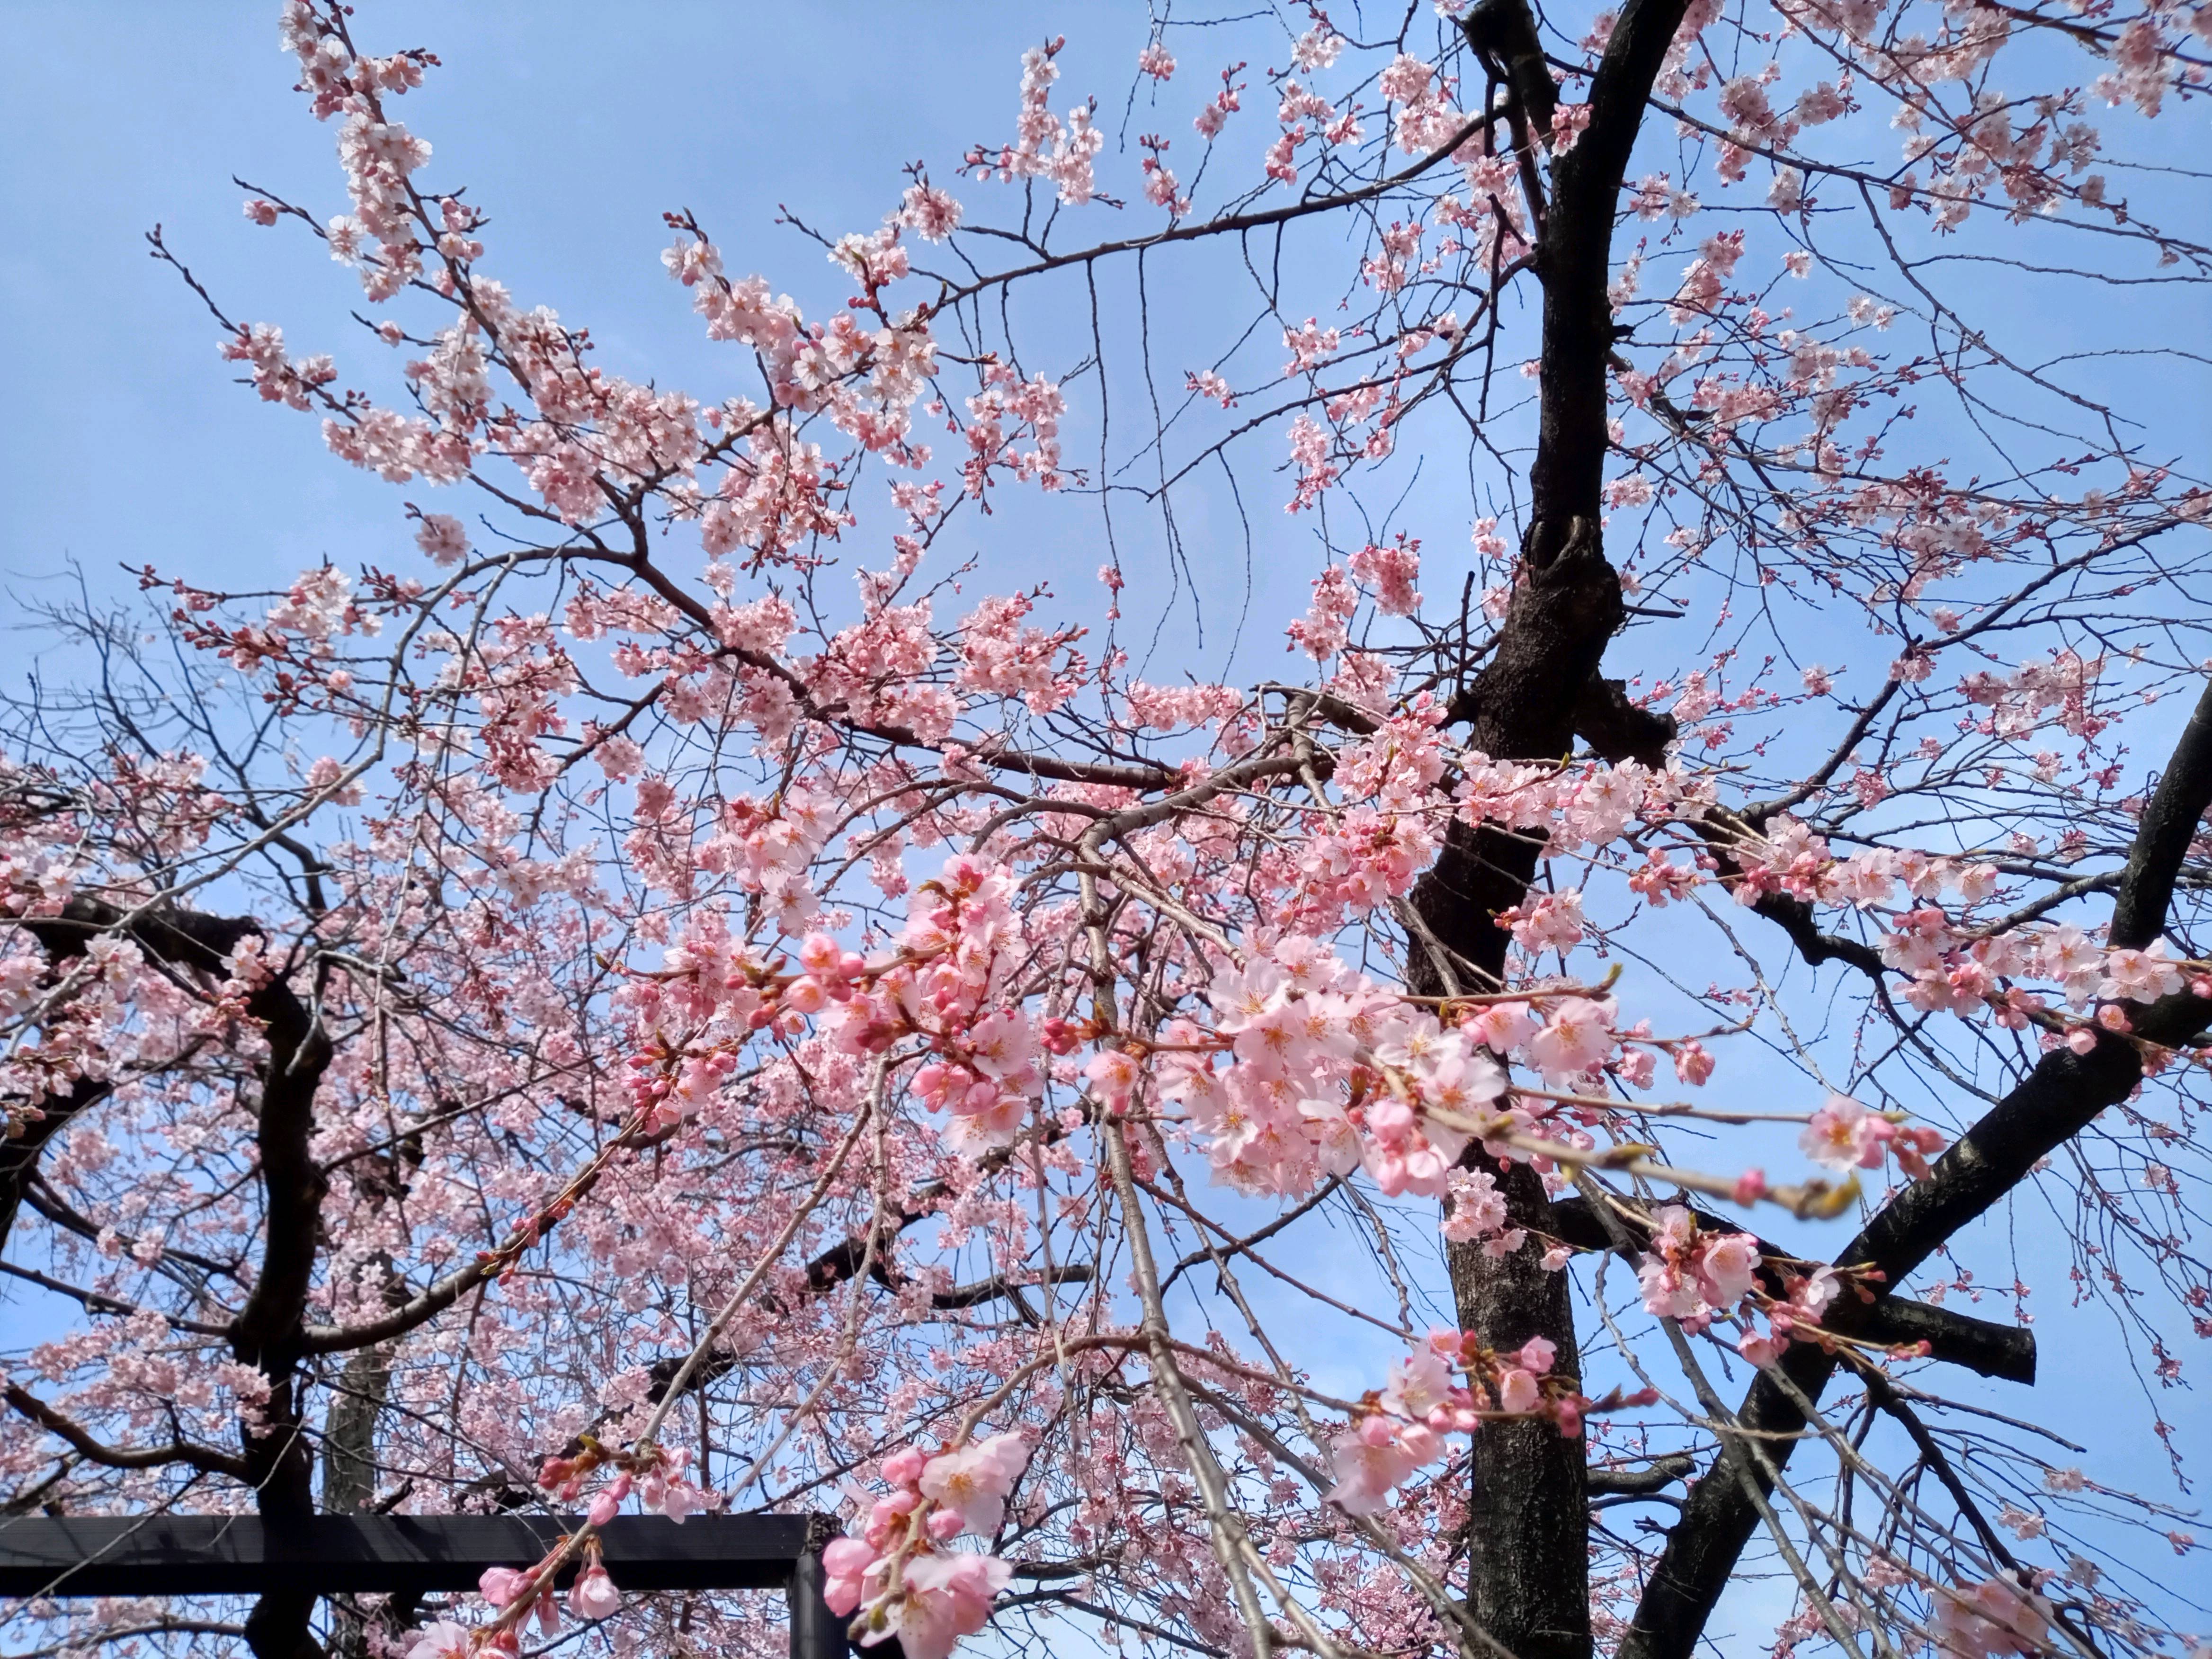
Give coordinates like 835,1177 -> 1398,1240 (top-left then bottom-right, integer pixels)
1546,1197 -> 2035,1383
1571,676 -> 1677,767
1620,672 -> 2212,1659
1401,7 -> 1698,1658
1587,1454 -> 1695,1497
1464,0 -> 1560,142
6,1384 -> 251,1480
25,899 -> 338,1659
6,899 -> 261,1260
2112,678 -> 2212,950
1,1078 -> 111,1256
931,1265 -> 1095,1310
1406,2 -> 1693,1653
1529,0 -> 1697,531
300,1256 -> 495,1356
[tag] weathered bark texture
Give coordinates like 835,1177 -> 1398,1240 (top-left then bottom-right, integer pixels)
1619,673 -> 2212,1659
27,900 -> 334,1659
1408,3 -> 1690,1654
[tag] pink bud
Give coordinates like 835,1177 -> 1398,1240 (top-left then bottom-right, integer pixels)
881,1447 -> 927,1486
587,1490 -> 620,1527
926,1506 -> 964,1540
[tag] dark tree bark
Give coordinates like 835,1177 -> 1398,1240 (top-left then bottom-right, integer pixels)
26,899 -> 334,1659
1406,4 -> 1691,1655
1618,674 -> 2212,1659
1,1076 -> 109,1256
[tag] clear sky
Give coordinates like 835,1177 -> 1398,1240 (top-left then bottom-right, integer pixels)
0,5 -> 1158,594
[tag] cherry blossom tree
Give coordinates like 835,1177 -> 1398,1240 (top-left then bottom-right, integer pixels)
6,4 -> 2211,1659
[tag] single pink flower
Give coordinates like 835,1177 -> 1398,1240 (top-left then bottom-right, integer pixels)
888,1552 -> 1013,1659
404,1621 -> 471,1659
918,1432 -> 1030,1536
567,1565 -> 620,1622
1498,1367 -> 1542,1413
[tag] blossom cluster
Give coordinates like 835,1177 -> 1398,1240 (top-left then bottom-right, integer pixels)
821,1435 -> 1030,1659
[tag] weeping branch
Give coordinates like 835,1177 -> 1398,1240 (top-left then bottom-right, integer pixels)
1620,672 -> 2212,1659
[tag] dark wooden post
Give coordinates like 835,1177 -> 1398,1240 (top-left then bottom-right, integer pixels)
786,1516 -> 849,1659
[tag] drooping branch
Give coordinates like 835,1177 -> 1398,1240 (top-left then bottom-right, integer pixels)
1619,671 -> 2212,1659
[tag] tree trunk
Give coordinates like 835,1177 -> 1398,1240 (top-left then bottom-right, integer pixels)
1409,1 -> 1695,1650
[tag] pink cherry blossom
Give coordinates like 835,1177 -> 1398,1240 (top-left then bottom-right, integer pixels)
919,1433 -> 1030,1536
404,1622 -> 473,1659
822,1536 -> 881,1616
11,8 -> 2206,1659
888,1552 -> 1015,1659
567,1565 -> 621,1621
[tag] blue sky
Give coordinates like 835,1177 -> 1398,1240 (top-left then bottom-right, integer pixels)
0,5 -> 1135,593
0,2 -> 1340,667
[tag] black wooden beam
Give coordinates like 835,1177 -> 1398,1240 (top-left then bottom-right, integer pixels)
0,1513 -> 819,1598
0,1513 -> 851,1658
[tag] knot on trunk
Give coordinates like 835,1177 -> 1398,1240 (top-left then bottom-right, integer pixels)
1463,0 -> 1559,146
1457,515 -> 1634,764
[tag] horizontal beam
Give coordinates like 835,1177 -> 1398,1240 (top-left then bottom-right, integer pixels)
0,1513 -> 820,1599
